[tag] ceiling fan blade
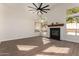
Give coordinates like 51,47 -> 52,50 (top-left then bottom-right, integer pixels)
42,10 -> 47,13
40,11 -> 43,14
28,10 -> 35,11
39,3 -> 43,8
28,6 -> 36,9
43,9 -> 50,10
33,3 -> 38,9
42,5 -> 49,9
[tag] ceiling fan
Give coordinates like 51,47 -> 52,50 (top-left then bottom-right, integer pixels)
28,3 -> 50,15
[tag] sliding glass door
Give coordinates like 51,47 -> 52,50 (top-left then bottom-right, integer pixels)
66,16 -> 79,36
65,7 -> 79,42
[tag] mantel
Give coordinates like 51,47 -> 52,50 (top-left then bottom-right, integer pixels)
48,24 -> 64,27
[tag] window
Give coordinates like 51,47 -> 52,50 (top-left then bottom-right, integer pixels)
66,7 -> 79,36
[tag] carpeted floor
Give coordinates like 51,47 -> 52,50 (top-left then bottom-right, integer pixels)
0,36 -> 79,56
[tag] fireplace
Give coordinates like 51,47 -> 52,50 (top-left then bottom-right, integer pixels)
50,28 -> 60,40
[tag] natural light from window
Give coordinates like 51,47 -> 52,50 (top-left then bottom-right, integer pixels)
42,37 -> 51,45
42,46 -> 70,54
17,45 -> 38,51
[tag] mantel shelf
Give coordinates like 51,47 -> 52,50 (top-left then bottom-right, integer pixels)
48,24 -> 64,27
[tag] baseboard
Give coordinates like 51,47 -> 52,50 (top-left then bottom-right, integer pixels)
0,35 -> 39,42
61,39 -> 79,44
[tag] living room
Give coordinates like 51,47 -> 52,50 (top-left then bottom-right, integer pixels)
0,2 -> 79,56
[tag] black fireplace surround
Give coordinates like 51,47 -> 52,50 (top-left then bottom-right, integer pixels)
50,28 -> 60,40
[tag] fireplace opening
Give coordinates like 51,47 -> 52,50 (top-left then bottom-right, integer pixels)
50,28 -> 60,40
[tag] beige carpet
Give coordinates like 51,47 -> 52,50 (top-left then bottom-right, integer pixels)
0,36 -> 79,56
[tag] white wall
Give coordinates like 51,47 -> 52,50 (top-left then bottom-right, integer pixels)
45,3 -> 79,43
0,3 -> 39,42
